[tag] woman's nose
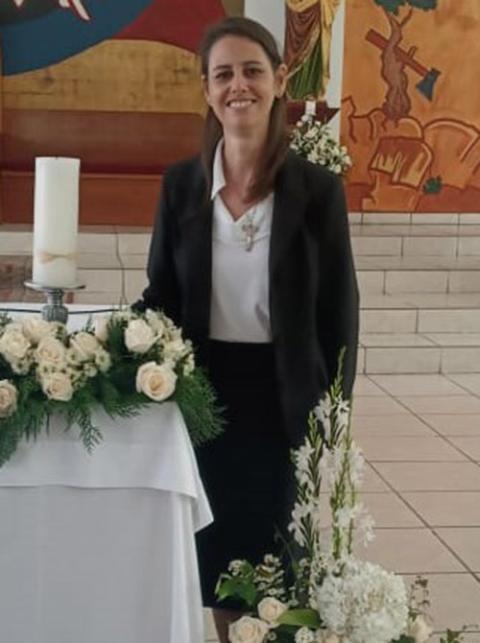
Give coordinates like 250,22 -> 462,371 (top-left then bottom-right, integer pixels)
230,69 -> 248,92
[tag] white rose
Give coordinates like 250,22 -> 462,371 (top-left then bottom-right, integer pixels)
0,328 -> 31,363
125,319 -> 156,354
407,615 -> 434,642
258,597 -> 287,625
135,362 -> 177,402
94,316 -> 109,343
145,309 -> 165,336
36,336 -> 67,369
41,371 -> 73,402
0,380 -> 18,418
228,616 -> 269,643
22,318 -> 54,345
70,332 -> 100,361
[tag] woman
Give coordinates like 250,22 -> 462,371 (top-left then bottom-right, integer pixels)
135,17 -> 359,642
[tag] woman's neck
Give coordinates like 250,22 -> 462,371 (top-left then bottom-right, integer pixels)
222,133 -> 266,197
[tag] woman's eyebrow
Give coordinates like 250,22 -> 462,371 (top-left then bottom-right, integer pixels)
212,60 -> 264,71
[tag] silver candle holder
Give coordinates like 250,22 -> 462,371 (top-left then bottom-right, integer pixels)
24,281 -> 85,324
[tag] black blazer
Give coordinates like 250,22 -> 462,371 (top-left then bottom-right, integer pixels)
136,151 -> 359,446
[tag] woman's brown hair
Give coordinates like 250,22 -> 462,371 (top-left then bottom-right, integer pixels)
198,17 -> 289,202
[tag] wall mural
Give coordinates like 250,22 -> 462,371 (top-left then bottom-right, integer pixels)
342,0 -> 480,212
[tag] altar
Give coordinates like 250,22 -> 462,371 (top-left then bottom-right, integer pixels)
0,306 -> 212,643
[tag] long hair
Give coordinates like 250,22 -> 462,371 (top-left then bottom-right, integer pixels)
198,17 -> 289,202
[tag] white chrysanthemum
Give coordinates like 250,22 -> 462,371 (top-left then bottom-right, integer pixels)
295,627 -> 316,643
315,558 -> 408,643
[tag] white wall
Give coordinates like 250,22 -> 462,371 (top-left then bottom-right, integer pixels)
244,0 -> 286,55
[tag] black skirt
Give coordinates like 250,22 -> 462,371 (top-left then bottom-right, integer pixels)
195,340 -> 294,609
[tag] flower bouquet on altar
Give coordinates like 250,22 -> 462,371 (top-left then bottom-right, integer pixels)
0,308 -> 223,466
216,351 -> 467,643
290,116 -> 352,176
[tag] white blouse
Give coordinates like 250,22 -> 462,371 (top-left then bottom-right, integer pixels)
209,141 -> 274,343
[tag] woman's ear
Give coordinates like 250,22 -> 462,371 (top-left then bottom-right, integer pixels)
275,63 -> 288,98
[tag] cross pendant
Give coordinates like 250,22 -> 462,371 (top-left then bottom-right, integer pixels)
241,222 -> 259,251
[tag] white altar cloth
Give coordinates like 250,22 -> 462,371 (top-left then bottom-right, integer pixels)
0,305 -> 212,643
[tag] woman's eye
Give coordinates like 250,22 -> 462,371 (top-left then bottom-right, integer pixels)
245,68 -> 262,77
214,71 -> 231,80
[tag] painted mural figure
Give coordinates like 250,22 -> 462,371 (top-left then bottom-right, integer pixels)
284,0 -> 341,100
11,0 -> 91,21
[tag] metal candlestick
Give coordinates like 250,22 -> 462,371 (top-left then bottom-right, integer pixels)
24,281 -> 86,324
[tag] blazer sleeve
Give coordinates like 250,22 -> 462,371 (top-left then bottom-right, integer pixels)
317,172 -> 359,399
131,172 -> 180,322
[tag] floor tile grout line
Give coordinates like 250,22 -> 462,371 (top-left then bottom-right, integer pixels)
362,377 -> 480,466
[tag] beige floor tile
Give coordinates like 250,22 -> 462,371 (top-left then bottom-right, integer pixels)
399,396 -> 480,415
357,436 -> 466,462
442,347 -> 480,374
353,396 -> 408,416
427,333 -> 480,346
353,464 -> 391,493
449,271 -> 480,293
370,374 -> 467,397
355,528 -> 464,573
352,414 -> 436,437
117,233 -> 150,254
402,492 -> 480,527
402,573 -> 480,634
420,414 -> 480,437
418,310 -> 480,333
448,375 -> 480,396
353,375 -> 385,396
360,333 -> 435,347
365,347 -> 441,374
360,309 -> 417,333
373,462 -> 480,491
360,493 -> 423,528
436,528 -> 480,571
357,271 -> 384,295
385,271 -> 448,294
448,438 -> 480,461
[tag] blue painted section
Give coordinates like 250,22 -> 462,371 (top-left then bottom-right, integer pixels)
0,0 -> 154,75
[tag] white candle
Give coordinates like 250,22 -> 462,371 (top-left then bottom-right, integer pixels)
305,100 -> 317,117
32,157 -> 80,288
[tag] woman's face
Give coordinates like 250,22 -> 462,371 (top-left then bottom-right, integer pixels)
204,35 -> 286,137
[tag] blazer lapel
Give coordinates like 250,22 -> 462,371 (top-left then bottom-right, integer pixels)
269,152 -> 307,280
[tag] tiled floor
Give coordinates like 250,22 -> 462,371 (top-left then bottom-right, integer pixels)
205,373 -> 480,642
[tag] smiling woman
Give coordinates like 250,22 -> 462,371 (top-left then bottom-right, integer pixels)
134,16 -> 359,643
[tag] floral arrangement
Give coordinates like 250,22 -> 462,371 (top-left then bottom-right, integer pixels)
0,308 -> 223,467
216,351 -> 467,643
290,115 -> 352,176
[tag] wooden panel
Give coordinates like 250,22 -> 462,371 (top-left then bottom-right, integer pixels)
2,109 -> 203,174
1,172 -> 163,226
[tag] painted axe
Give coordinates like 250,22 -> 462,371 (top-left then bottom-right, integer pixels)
366,29 -> 441,101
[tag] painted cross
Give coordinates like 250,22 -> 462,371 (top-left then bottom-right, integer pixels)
12,0 -> 91,21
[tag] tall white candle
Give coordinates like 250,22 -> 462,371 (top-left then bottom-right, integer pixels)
32,157 -> 80,288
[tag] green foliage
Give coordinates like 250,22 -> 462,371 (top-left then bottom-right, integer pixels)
392,636 -> 416,643
423,175 -> 443,194
374,0 -> 437,13
174,369 -> 224,447
277,609 -> 321,629
440,628 -> 468,643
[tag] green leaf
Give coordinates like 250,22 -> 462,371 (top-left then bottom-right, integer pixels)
392,636 -> 416,643
277,609 -> 321,628
215,576 -> 257,608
